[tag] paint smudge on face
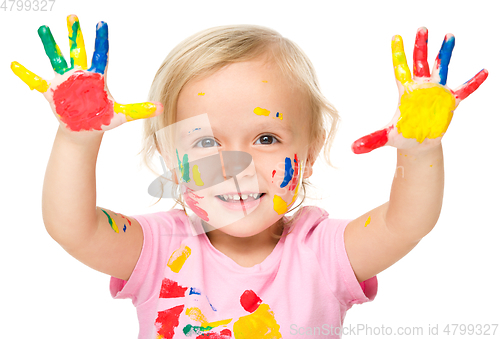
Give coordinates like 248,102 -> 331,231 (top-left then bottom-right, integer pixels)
198,92 -> 205,96
188,128 -> 202,134
273,195 -> 288,215
113,102 -> 158,121
193,165 -> 204,186
67,15 -> 88,70
275,112 -> 283,120
159,278 -> 188,298
123,224 -> 127,232
364,216 -> 371,227
289,160 -> 303,206
167,244 -> 192,273
10,62 -> 49,93
155,305 -> 184,339
289,154 -> 299,191
262,80 -> 268,83
52,71 -> 114,131
253,107 -> 270,116
100,209 -> 119,233
280,157 -> 294,188
430,164 -> 433,167
240,290 -> 262,313
184,187 -> 209,222
189,287 -> 201,295
176,149 -> 191,183
397,84 -> 455,142
234,290 -> 282,338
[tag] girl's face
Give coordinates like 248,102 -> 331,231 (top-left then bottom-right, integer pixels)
174,56 -> 314,237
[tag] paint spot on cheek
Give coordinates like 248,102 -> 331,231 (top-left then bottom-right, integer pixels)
192,165 -> 204,186
364,216 -> 371,227
52,71 -> 114,131
184,187 -> 209,222
273,195 -> 288,215
123,224 -> 127,232
198,92 -> 205,96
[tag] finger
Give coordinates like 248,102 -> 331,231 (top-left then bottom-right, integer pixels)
452,69 -> 488,102
67,14 -> 88,70
413,27 -> 430,78
391,35 -> 413,85
431,33 -> 455,85
113,101 -> 164,121
88,21 -> 109,74
11,61 -> 50,93
351,126 -> 392,154
38,25 -> 69,75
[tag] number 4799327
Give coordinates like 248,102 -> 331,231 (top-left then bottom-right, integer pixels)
1,0 -> 55,11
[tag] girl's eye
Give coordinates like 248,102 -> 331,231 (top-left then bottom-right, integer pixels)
195,138 -> 220,148
255,135 -> 279,145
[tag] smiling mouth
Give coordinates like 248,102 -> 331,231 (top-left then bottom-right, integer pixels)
216,193 -> 265,202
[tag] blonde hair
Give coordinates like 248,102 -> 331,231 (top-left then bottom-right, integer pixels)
140,24 -> 339,236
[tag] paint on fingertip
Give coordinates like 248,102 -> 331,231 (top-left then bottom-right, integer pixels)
88,21 -> 109,74
101,209 -> 119,233
67,16 -> 88,69
364,216 -> 371,227
253,107 -> 270,116
11,62 -> 49,93
38,25 -> 68,74
113,102 -> 158,121
436,34 -> 455,85
167,244 -> 192,273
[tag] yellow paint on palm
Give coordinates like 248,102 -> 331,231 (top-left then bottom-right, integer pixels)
391,35 -> 412,85
185,307 -> 232,327
273,195 -> 288,215
114,102 -> 158,121
397,84 -> 455,142
11,62 -> 49,93
192,165 -> 204,186
167,244 -> 191,273
67,15 -> 88,69
233,304 -> 282,339
253,107 -> 270,116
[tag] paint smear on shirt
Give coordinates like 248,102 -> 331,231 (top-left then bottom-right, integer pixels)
159,278 -> 188,298
240,290 -> 262,313
233,304 -> 282,338
364,216 -> 371,227
167,244 -> 192,273
253,107 -> 270,116
185,307 -> 232,328
397,84 -> 455,142
155,305 -> 184,339
100,209 -> 119,233
193,165 -> 204,186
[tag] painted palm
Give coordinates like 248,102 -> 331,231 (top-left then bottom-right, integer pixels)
11,14 -> 163,132
352,27 -> 488,153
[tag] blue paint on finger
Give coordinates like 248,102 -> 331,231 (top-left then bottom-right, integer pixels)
437,35 -> 455,85
88,21 -> 109,74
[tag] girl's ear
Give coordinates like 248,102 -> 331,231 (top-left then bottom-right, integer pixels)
303,131 -> 326,179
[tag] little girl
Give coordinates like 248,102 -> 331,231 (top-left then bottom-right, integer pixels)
12,15 -> 487,338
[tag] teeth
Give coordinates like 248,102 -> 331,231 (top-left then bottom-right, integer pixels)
223,195 -> 229,200
241,194 -> 248,200
233,195 -> 239,200
218,193 -> 263,202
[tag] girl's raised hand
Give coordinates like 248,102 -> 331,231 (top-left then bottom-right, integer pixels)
11,14 -> 163,133
351,27 -> 488,153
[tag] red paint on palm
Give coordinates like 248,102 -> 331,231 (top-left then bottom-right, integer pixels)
158,278 -> 188,298
52,70 -> 114,131
240,289 -> 262,313
352,126 -> 392,154
453,69 -> 489,101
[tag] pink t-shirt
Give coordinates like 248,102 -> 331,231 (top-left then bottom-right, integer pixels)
110,205 -> 377,338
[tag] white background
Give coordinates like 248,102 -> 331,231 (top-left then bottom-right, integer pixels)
1,0 -> 499,338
